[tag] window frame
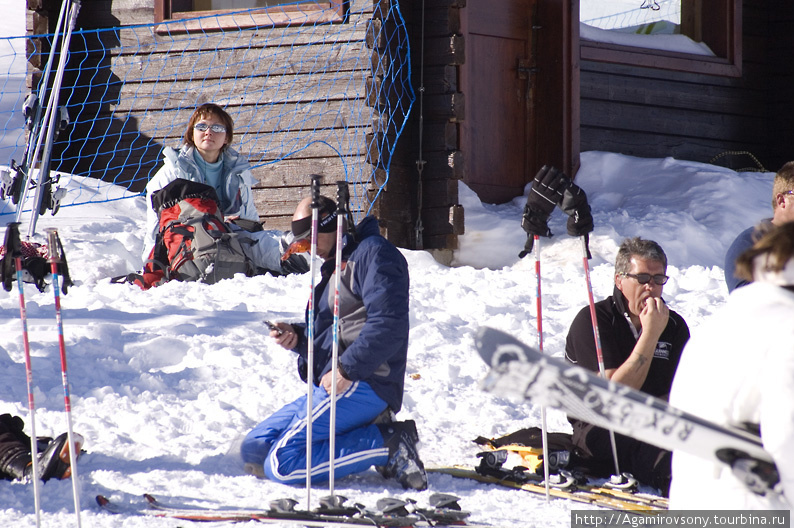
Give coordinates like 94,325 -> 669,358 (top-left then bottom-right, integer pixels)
154,0 -> 347,31
578,0 -> 742,77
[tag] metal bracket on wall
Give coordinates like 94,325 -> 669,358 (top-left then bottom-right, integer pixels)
517,59 -> 538,80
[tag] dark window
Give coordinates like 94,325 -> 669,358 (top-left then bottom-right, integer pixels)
579,0 -> 741,77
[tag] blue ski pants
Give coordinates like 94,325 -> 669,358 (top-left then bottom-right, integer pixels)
240,381 -> 390,485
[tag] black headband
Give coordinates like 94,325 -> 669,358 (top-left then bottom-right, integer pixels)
291,209 -> 338,239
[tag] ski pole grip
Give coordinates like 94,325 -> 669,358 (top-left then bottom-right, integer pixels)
336,181 -> 349,214
310,174 -> 322,209
5,222 -> 22,257
45,228 -> 62,263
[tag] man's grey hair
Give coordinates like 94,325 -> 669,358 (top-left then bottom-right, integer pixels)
615,237 -> 668,275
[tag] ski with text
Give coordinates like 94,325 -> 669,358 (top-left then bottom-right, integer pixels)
474,326 -> 781,497
96,492 -> 478,526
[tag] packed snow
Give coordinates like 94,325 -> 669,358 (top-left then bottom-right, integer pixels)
0,151 -> 774,527
0,3 -> 780,527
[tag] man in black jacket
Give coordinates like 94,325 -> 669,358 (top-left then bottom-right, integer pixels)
564,237 -> 690,496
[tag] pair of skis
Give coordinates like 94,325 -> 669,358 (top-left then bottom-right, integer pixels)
428,465 -> 668,512
97,492 -> 475,527
1,223 -> 82,528
1,0 -> 81,237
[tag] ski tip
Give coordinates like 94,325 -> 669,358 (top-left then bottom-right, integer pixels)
143,493 -> 157,504
475,326 -> 538,369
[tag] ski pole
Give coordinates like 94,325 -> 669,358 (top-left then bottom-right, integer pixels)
580,236 -> 621,476
328,181 -> 349,498
305,174 -> 323,509
534,235 -> 551,501
28,0 -> 82,238
5,223 -> 43,527
14,0 -> 70,222
45,228 -> 81,528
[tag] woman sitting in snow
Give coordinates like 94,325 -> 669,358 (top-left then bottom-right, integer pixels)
669,221 -> 794,510
141,103 -> 307,276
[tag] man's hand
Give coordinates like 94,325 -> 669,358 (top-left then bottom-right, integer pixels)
271,322 -> 298,350
639,297 -> 669,339
321,369 -> 353,395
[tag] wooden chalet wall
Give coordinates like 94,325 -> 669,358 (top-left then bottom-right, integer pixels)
368,0 -> 465,250
580,0 -> 794,173
26,0 -> 429,239
769,0 -> 794,170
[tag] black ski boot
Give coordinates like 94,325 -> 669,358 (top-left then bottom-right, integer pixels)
20,432 -> 83,482
376,420 -> 427,491
0,447 -> 32,481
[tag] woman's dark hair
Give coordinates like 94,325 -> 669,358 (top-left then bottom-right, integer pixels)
184,103 -> 234,151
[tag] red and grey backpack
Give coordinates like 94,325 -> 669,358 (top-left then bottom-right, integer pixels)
131,179 -> 254,289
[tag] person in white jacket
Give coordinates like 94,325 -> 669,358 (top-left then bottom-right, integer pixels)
669,221 -> 794,513
142,103 -> 291,274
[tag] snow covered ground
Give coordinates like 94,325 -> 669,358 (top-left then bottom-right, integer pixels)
0,151 -> 774,527
0,3 -> 779,527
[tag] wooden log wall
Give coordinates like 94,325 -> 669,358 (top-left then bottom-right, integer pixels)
369,0 -> 465,250
580,1 -> 794,173
26,0 -> 397,235
768,0 -> 794,172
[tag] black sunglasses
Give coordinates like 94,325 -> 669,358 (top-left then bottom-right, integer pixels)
621,272 -> 669,285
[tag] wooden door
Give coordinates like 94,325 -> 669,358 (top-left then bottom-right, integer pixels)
461,0 -> 535,204
460,0 -> 577,204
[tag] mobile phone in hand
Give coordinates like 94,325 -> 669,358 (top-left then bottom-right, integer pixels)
263,320 -> 284,336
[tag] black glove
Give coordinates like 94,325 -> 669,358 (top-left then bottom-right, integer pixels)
560,181 -> 594,259
519,166 -> 569,258
559,182 -> 593,237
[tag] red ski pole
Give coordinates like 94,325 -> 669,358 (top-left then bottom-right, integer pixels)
328,181 -> 349,498
45,228 -> 81,527
7,223 -> 43,527
581,236 -> 621,476
534,235 -> 551,500
305,174 -> 323,508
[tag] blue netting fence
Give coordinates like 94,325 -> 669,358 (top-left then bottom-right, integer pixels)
0,0 -> 414,224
